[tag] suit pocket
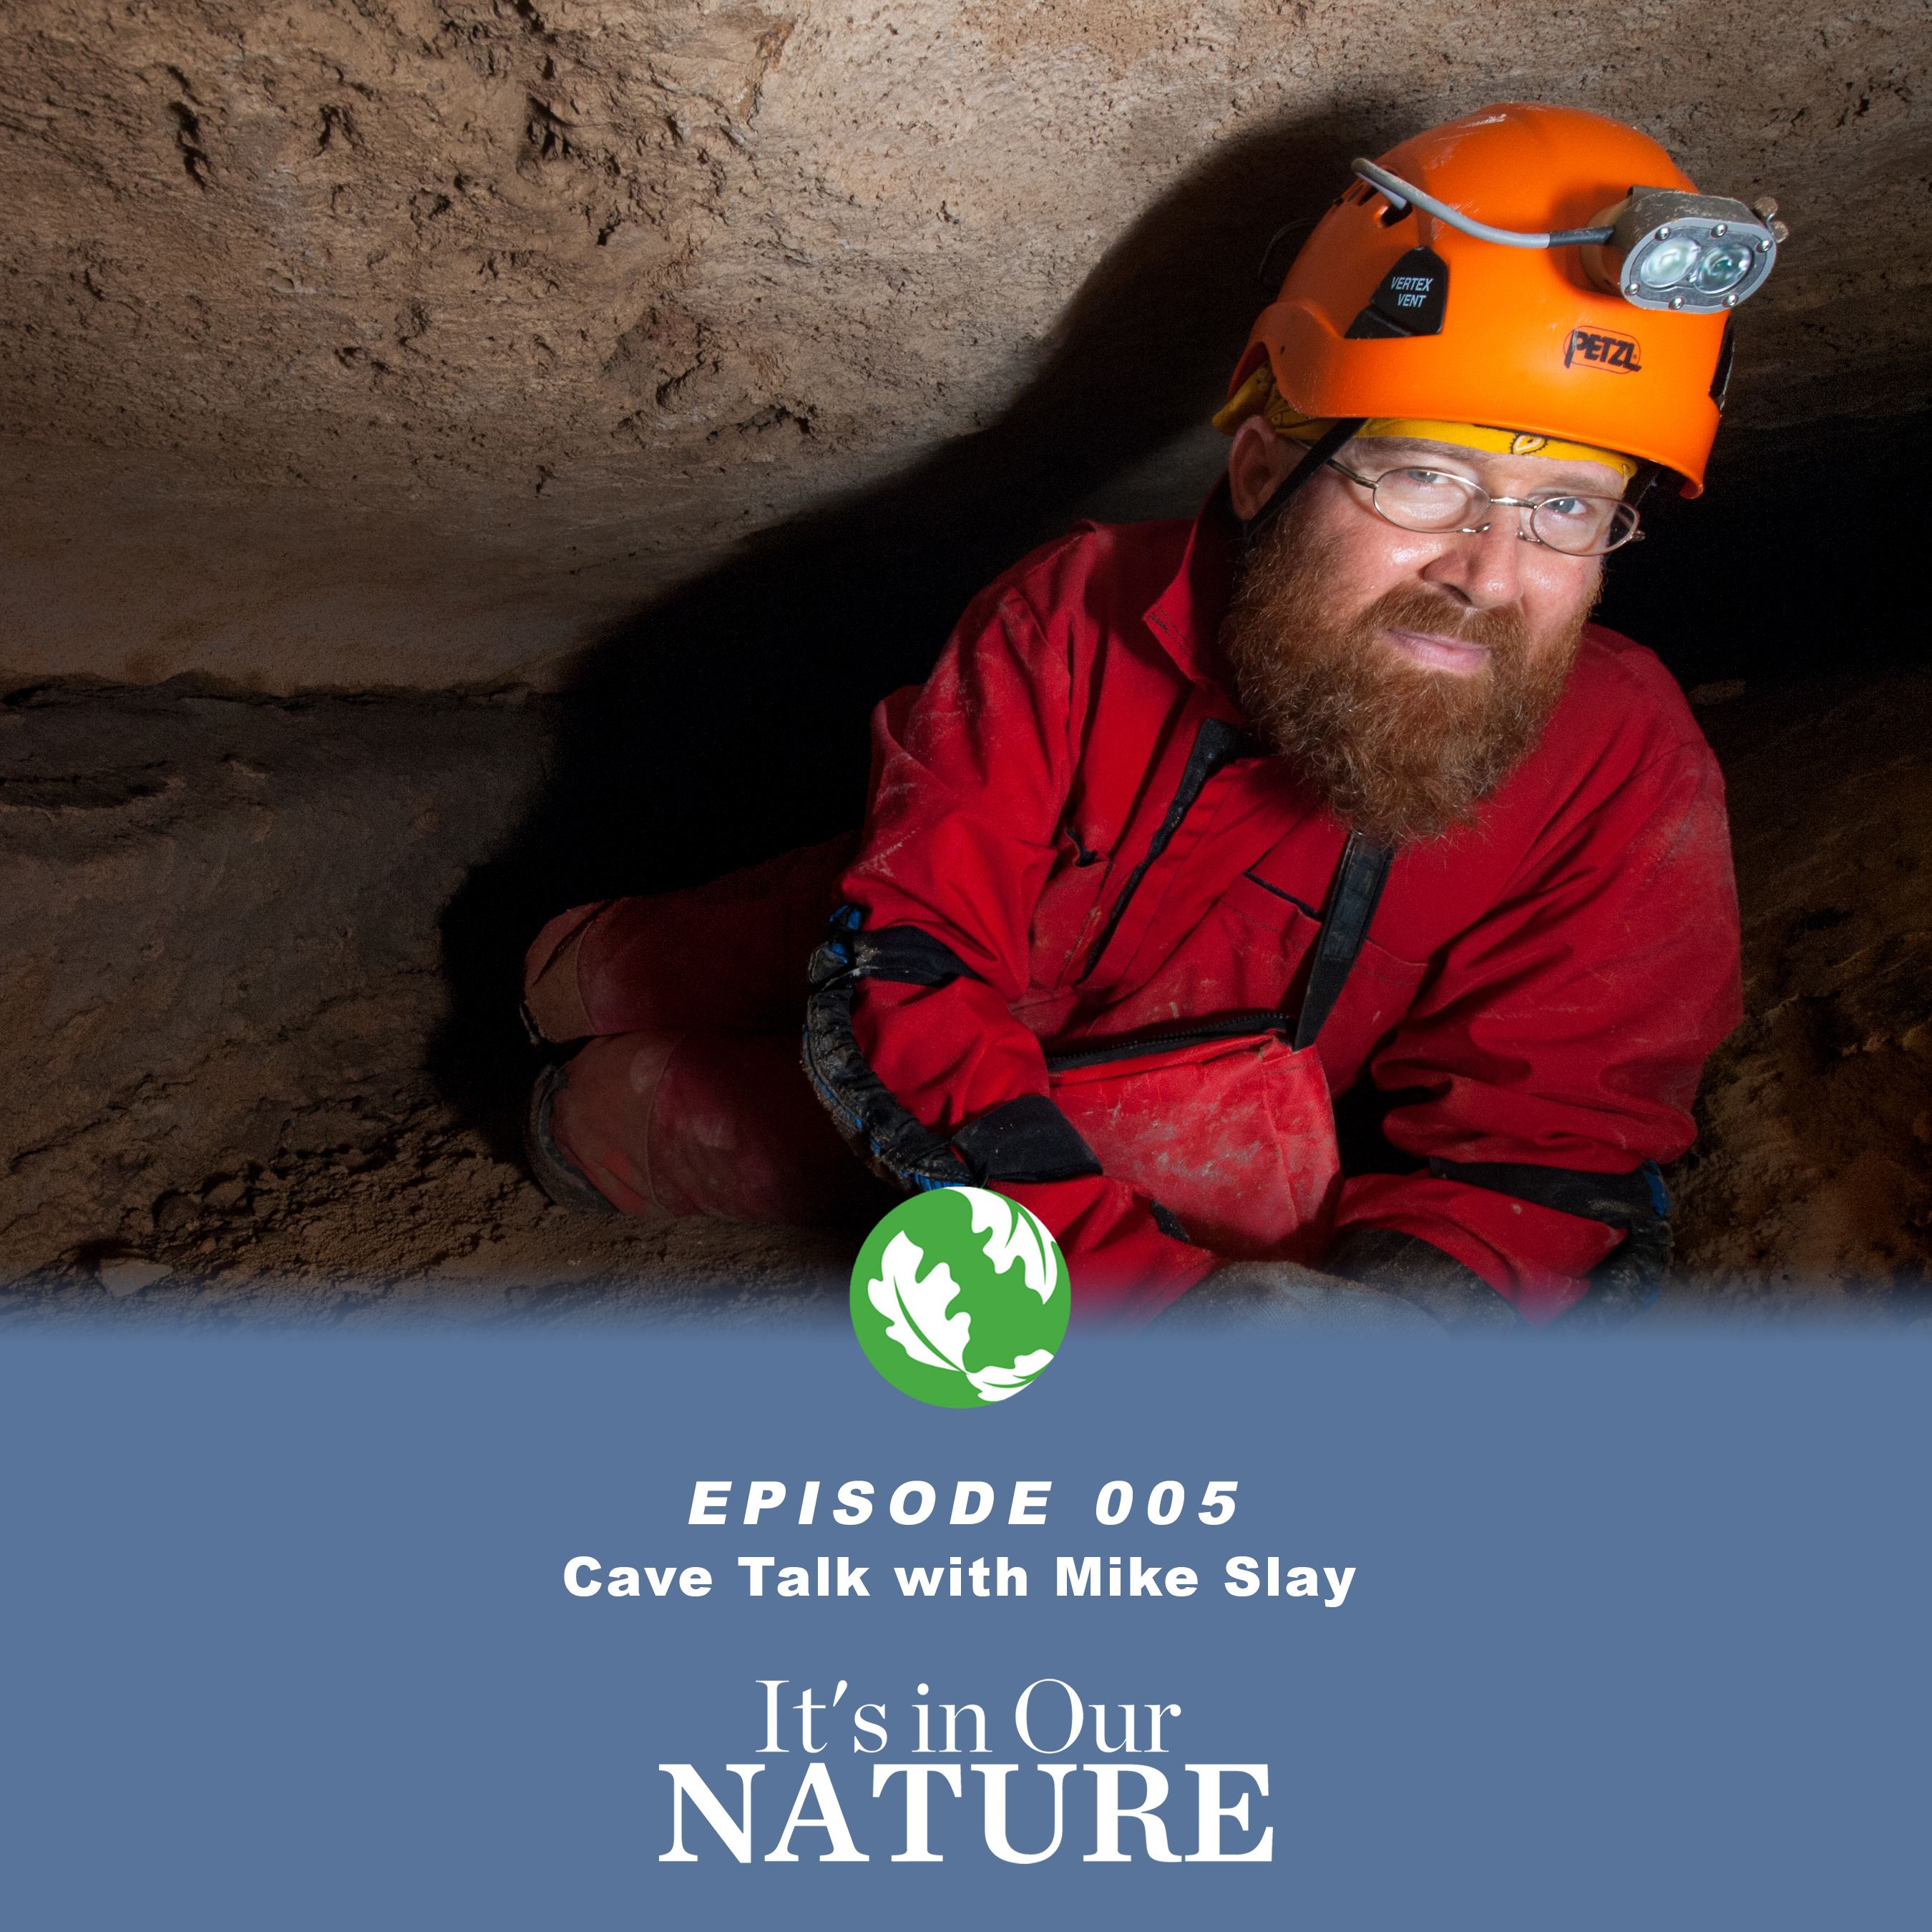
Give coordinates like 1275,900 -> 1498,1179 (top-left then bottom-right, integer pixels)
1047,1025 -> 1342,1262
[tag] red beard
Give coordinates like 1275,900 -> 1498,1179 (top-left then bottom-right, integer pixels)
1221,514 -> 1595,845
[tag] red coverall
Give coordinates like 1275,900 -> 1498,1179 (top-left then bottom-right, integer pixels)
831,489 -> 1742,1325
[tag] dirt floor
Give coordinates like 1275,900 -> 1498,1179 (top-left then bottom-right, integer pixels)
5,667 -> 1932,1327
0,678 -> 854,1324
17,1085 -> 854,1329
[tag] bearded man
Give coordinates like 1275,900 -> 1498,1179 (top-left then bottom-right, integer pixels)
521,104 -> 1755,1330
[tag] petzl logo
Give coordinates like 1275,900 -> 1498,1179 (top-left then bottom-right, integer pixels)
1566,325 -> 1643,373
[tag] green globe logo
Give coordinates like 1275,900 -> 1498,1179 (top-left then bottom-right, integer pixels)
851,1187 -> 1070,1407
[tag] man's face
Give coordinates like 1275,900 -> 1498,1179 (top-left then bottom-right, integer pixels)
1220,429 -> 1619,844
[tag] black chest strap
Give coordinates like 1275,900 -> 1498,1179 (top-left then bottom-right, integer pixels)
1292,831 -> 1395,1048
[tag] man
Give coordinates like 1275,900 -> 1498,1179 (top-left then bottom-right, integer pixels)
522,104 -> 1750,1329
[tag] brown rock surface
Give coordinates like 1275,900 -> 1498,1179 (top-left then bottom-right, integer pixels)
1667,670 -> 1932,1314
4,0 -> 1927,691
0,682 -> 546,1274
4,5 -> 1931,1319
8,664 -> 1932,1320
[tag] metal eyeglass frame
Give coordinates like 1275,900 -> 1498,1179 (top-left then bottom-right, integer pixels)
1324,458 -> 1644,557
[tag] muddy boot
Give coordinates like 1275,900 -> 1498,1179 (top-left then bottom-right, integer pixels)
523,1059 -> 620,1213
535,1028 -> 898,1226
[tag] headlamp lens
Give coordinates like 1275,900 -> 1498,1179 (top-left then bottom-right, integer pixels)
1692,240 -> 1755,293
1581,187 -> 1782,311
1635,234 -> 1701,288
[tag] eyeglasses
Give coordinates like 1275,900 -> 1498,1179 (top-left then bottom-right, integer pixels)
1325,459 -> 1644,557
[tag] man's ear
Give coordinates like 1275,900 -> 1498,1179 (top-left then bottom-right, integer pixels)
1227,416 -> 1298,522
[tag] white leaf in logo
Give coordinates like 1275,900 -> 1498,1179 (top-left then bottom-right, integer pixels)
965,1347 -> 1057,1403
966,1189 -> 1059,1304
868,1231 -> 972,1375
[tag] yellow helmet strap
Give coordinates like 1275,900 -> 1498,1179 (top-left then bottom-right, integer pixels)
1213,364 -> 1639,485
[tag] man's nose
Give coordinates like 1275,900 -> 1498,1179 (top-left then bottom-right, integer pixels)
1418,511 -> 1528,609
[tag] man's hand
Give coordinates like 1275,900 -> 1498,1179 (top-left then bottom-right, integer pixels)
1154,1259 -> 1444,1332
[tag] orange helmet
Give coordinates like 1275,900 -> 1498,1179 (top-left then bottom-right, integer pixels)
1230,104 -> 1759,495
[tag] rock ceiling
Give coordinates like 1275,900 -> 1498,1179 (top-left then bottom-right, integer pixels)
2,0 -> 1925,689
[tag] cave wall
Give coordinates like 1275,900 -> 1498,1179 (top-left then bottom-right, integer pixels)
4,0 -> 1927,694
6,2 -> 1932,1296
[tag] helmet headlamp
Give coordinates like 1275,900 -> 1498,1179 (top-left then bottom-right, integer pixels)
1350,159 -> 1787,314
1586,188 -> 1785,311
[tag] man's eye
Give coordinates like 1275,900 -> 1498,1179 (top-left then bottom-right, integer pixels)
1538,496 -> 1592,520
1387,468 -> 1471,498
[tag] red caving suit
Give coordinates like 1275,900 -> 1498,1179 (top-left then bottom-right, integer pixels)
831,489 -> 1742,1324
536,488 -> 1741,1328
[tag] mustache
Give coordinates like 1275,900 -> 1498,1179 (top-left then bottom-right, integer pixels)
1365,582 -> 1532,656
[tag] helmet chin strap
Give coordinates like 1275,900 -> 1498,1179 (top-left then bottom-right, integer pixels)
1241,417 -> 1364,552
1624,462 -> 1664,512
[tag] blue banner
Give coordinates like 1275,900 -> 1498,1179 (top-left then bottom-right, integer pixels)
1,1323 -> 1924,1928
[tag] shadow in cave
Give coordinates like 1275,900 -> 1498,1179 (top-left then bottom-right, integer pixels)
431,97 -> 1919,1158
1595,405 -> 1918,693
431,95 -> 1411,1149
